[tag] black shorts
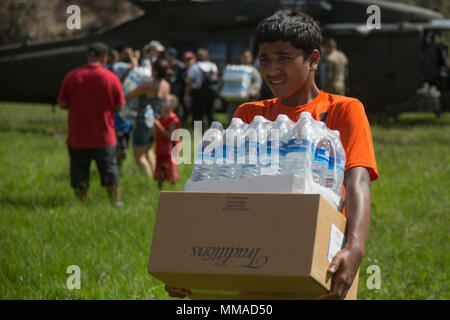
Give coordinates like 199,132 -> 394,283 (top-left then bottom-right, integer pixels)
69,146 -> 120,190
116,130 -> 130,158
132,121 -> 155,147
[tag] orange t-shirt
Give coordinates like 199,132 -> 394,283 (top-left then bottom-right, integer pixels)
234,90 -> 379,182
234,90 -> 378,215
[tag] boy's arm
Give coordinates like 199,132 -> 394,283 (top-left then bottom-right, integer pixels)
58,74 -> 70,110
319,166 -> 371,299
153,119 -> 164,135
154,120 -> 178,140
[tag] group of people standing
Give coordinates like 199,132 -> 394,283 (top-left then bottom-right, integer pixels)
107,41 -> 243,192
56,38 -> 265,206
104,41 -> 266,191
58,41 -> 184,206
57,35 -> 349,206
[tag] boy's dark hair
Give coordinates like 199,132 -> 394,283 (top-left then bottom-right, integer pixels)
254,9 -> 323,57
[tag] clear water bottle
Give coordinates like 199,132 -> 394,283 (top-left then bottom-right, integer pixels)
311,120 -> 331,187
312,123 -> 331,187
325,132 -> 336,189
284,112 -> 313,177
256,117 -> 273,176
191,121 -> 224,182
261,114 -> 292,175
144,105 -> 154,128
236,133 -> 248,177
239,116 -> 270,178
331,130 -> 346,196
216,118 -> 245,179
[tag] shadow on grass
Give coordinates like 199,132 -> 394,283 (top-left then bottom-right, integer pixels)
372,131 -> 450,147
0,125 -> 66,136
0,194 -> 69,209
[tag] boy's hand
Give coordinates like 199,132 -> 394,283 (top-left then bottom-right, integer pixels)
317,245 -> 363,300
165,285 -> 191,299
317,167 -> 370,300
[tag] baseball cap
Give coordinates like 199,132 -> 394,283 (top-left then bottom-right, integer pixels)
143,40 -> 165,52
88,42 -> 109,57
167,47 -> 178,57
183,51 -> 196,60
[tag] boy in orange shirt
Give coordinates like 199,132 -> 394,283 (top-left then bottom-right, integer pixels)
166,9 -> 378,300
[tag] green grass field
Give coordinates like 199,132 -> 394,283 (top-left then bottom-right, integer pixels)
0,102 -> 448,300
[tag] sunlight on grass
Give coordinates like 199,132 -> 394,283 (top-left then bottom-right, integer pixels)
0,103 -> 449,299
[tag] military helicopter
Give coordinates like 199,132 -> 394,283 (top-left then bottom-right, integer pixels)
0,0 -> 449,118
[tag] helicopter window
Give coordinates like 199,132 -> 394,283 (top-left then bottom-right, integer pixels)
230,43 -> 246,63
203,42 -> 227,62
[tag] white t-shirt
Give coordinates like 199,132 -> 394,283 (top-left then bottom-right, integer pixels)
140,58 -> 153,78
112,62 -> 130,80
187,61 -> 219,89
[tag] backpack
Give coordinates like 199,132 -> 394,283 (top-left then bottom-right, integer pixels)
199,65 -> 219,99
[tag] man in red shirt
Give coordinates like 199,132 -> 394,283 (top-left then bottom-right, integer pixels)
58,42 -> 126,205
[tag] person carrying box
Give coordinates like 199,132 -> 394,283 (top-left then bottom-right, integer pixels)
166,9 -> 378,300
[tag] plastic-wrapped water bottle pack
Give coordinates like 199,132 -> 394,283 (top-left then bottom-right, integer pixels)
189,112 -> 346,201
219,65 -> 254,102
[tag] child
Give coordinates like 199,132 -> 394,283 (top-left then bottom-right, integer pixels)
153,94 -> 181,189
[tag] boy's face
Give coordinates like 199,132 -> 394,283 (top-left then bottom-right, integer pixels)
258,41 -> 317,103
160,99 -> 175,114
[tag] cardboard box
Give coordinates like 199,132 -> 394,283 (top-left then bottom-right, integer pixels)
148,192 -> 359,300
184,175 -> 342,211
